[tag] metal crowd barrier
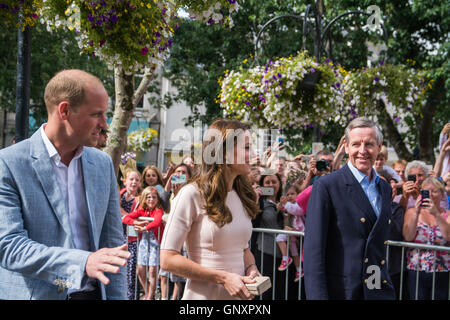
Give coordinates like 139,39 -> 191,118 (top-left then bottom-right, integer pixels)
251,228 -> 304,300
127,223 -> 449,300
386,240 -> 450,300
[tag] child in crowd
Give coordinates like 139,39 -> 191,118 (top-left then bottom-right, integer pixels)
123,187 -> 164,300
120,169 -> 141,300
276,184 -> 305,282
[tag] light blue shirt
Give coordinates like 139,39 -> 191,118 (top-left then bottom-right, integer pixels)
347,162 -> 381,218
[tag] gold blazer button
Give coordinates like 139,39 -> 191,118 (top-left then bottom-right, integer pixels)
360,218 -> 366,223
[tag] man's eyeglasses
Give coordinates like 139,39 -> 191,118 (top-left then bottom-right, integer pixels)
100,129 -> 108,134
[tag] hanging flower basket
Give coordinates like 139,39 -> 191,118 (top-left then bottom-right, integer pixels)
337,63 -> 428,128
39,0 -> 242,70
127,128 -> 158,152
298,69 -> 321,90
220,51 -> 345,129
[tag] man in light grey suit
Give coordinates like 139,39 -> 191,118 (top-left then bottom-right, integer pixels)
0,69 -> 129,299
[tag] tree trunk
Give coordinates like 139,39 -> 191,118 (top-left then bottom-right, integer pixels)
375,99 -> 414,161
104,67 -> 155,177
418,78 -> 443,164
104,67 -> 135,177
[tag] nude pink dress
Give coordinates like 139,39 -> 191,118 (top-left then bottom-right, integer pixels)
160,183 -> 252,300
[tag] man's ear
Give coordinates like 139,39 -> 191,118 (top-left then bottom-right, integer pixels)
344,141 -> 349,155
57,101 -> 70,120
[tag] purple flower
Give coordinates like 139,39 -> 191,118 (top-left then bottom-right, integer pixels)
310,68 -> 316,73
244,101 -> 251,106
336,83 -> 341,88
375,77 -> 380,82
277,73 -> 282,78
110,14 -> 118,23
394,117 -> 400,123
141,47 -> 149,55
379,61 -> 384,65
99,39 -> 106,47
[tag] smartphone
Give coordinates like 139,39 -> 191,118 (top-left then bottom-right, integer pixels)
260,186 -> 274,196
407,174 -> 416,182
172,174 -> 186,185
420,190 -> 430,199
177,174 -> 187,184
277,137 -> 284,146
420,189 -> 430,207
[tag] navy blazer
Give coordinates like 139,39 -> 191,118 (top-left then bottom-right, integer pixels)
303,164 -> 396,300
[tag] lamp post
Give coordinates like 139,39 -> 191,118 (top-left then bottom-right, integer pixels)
15,15 -> 32,143
254,0 -> 388,142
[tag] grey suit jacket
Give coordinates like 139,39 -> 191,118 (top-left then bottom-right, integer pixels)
0,131 -> 126,299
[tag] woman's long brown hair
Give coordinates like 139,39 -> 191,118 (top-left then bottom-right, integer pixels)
192,118 -> 260,227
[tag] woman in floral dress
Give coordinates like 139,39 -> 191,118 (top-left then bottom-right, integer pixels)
403,177 -> 450,300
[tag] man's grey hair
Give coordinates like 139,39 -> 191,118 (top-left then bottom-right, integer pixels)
344,117 -> 383,145
405,160 -> 429,177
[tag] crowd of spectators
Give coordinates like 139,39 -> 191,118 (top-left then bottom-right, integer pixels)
118,122 -> 449,300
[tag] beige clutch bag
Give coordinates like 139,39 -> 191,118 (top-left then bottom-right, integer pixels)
245,276 -> 272,295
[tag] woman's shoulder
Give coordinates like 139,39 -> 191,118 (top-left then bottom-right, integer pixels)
178,183 -> 201,197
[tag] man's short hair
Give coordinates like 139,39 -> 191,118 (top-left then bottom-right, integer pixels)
405,160 -> 429,177
44,69 -> 103,114
344,117 -> 383,146
392,159 -> 408,168
316,149 -> 333,158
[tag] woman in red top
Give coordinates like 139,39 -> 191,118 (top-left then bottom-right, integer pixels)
123,187 -> 164,300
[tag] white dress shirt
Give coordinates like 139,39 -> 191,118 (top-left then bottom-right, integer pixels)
40,125 -> 93,292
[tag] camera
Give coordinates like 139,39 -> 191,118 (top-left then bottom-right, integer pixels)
407,174 -> 416,182
316,159 -> 330,172
260,186 -> 275,196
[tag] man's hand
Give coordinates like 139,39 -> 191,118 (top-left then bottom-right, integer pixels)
85,244 -> 131,285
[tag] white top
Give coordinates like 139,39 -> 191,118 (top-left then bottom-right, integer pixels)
40,125 -> 93,292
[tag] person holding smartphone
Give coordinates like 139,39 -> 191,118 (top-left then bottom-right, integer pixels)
394,161 -> 449,213
402,177 -> 450,300
164,163 -> 192,198
252,172 -> 298,299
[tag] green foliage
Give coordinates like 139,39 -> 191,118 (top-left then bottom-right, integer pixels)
0,22 -> 112,130
165,0 -> 449,156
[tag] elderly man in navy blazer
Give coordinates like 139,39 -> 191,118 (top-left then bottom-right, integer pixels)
304,117 -> 395,300
0,70 -> 129,299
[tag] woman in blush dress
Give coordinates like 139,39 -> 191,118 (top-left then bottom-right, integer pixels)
160,118 -> 261,300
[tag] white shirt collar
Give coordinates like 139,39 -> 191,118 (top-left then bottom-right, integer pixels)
347,161 -> 379,184
40,124 -> 84,165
